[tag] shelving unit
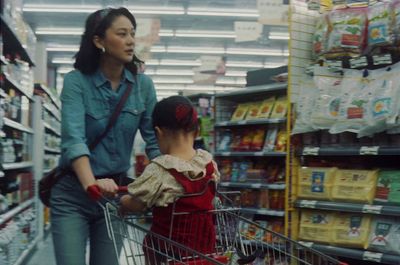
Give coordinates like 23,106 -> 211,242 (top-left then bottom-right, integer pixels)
214,82 -> 289,235
288,1 -> 400,264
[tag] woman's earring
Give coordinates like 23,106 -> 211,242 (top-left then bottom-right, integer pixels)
101,47 -> 105,53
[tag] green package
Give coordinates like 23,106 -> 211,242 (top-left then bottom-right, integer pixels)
375,171 -> 400,205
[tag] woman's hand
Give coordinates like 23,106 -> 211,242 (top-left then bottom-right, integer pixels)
94,178 -> 119,198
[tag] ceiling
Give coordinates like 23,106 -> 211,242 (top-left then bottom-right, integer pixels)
21,0 -> 289,96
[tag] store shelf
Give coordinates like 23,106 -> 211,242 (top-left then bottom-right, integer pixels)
43,103 -> 61,121
43,168 -> 53,174
215,83 -> 287,100
44,146 -> 61,154
219,182 -> 285,190
0,15 -> 35,66
13,236 -> 40,265
215,118 -> 286,127
4,117 -> 34,134
299,146 -> 400,156
2,161 -> 34,170
43,121 -> 61,136
36,83 -> 61,110
0,199 -> 34,225
4,72 -> 34,100
0,171 -> 4,178
242,208 -> 285,217
299,242 -> 400,265
295,200 -> 400,216
0,88 -> 7,98
214,151 -> 286,157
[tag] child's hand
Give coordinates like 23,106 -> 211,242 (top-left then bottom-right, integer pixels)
119,195 -> 132,216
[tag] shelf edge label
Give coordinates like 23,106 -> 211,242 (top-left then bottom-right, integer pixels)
303,147 -> 320,156
299,200 -> 317,208
363,251 -> 383,262
362,205 -> 382,214
360,146 -> 379,155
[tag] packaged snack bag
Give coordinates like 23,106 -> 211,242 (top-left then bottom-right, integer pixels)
219,159 -> 232,182
368,217 -> 400,255
274,130 -> 287,152
270,96 -> 288,119
250,128 -> 266,151
231,103 -> 249,121
263,126 -> 279,151
368,1 -> 392,51
330,69 -> 371,134
375,170 -> 400,205
231,130 -> 243,151
312,14 -> 329,60
391,0 -> 400,45
326,7 -> 368,59
331,169 -> 379,203
298,167 -> 337,200
257,97 -> 276,119
245,102 -> 262,120
230,162 -> 240,182
293,78 -> 318,134
299,210 -> 335,243
258,189 -> 269,208
238,161 -> 252,182
238,130 -> 254,151
311,66 -> 343,130
217,130 -> 232,151
358,65 -> 400,137
332,213 -> 372,248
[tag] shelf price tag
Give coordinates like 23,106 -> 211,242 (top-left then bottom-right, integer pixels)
362,205 -> 382,214
254,151 -> 264,156
302,147 -> 320,156
219,121 -> 228,126
299,200 -> 317,209
372,54 -> 392,66
299,241 -> 314,248
350,56 -> 368,68
250,183 -> 262,188
221,152 -> 231,156
237,120 -> 247,125
325,60 -> 342,71
360,146 -> 379,155
363,251 -> 383,262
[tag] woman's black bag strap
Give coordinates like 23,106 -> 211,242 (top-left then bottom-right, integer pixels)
88,82 -> 132,150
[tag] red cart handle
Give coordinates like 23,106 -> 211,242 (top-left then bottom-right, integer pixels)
87,185 -> 128,201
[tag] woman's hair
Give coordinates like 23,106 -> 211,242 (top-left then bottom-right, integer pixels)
152,96 -> 198,133
74,7 -> 142,75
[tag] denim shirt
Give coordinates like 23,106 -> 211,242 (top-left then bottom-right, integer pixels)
59,68 -> 160,176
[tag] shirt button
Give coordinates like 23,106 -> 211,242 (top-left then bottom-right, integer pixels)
133,109 -> 138,114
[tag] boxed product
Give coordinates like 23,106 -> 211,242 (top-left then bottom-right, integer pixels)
297,167 -> 337,200
368,217 -> 400,255
332,213 -> 372,249
270,96 -> 288,119
274,130 -> 287,152
245,102 -> 262,120
257,97 -> 276,119
374,170 -> 400,205
231,103 -> 249,121
331,169 -> 379,203
298,210 -> 335,244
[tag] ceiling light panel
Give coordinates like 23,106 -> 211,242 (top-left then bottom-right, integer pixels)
187,7 -> 259,18
174,30 -> 235,39
23,4 -> 100,13
36,27 -> 83,36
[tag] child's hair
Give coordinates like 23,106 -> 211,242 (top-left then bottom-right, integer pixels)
152,96 -> 198,132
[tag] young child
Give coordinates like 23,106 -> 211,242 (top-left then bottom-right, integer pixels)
120,95 -> 220,261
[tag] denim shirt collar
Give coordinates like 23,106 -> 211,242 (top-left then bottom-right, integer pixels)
92,68 -> 135,88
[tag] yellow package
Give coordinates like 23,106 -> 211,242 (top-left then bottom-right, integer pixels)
298,210 -> 335,244
270,96 -> 288,119
298,167 -> 337,200
274,130 -> 287,152
245,102 -> 262,120
331,169 -> 379,203
332,213 -> 372,249
231,103 -> 249,121
257,97 -> 275,119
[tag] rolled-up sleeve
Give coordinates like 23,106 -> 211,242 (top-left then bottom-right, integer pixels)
60,71 -> 90,165
138,75 -> 160,160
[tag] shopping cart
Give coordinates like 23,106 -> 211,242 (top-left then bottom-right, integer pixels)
98,186 -> 348,265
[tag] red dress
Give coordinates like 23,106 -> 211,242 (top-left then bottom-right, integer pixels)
144,162 -> 216,262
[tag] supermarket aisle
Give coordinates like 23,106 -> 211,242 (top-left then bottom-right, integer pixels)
25,234 -> 55,265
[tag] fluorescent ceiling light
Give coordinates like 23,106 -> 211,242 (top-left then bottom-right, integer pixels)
269,32 -> 290,40
216,77 -> 246,85
23,4 -> 99,13
226,61 -> 264,68
160,59 -> 201,67
47,45 -> 79,52
128,5 -> 184,15
52,58 -> 75,64
57,67 -> 74,74
156,91 -> 179,96
150,46 -> 167,53
24,4 -> 184,15
226,48 -> 287,56
167,46 -> 224,54
155,85 -> 233,92
152,77 -> 194,84
187,7 -> 259,18
264,62 -> 286,68
158,29 -> 174,37
146,69 -> 194,76
36,27 -> 83,35
175,30 -> 235,39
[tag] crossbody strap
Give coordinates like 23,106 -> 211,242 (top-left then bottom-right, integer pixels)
88,81 -> 133,150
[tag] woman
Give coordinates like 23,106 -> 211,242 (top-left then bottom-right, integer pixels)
50,7 -> 160,265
